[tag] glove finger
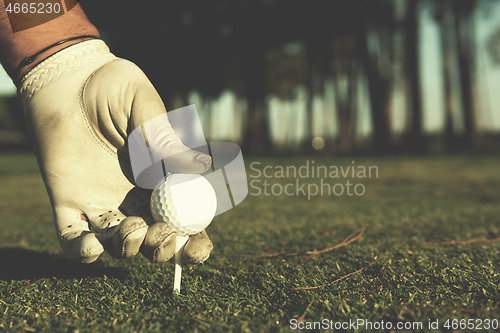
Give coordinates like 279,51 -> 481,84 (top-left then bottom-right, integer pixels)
138,112 -> 212,174
140,222 -> 177,263
183,230 -> 214,264
67,233 -> 105,264
54,207 -> 104,263
87,209 -> 148,259
135,214 -> 213,264
117,187 -> 176,263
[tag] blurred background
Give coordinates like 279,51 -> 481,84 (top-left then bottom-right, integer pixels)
1,0 -> 500,154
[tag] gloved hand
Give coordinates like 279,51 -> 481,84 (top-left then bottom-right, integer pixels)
18,39 -> 213,264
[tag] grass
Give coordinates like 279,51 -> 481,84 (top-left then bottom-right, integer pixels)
0,152 -> 500,332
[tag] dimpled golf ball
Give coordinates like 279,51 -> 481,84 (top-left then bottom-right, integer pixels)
150,173 -> 217,236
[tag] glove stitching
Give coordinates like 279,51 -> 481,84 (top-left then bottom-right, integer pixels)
121,237 -> 128,258
120,222 -> 147,257
65,243 -> 103,260
79,60 -> 122,160
18,41 -> 112,101
80,244 -> 103,257
19,48 -> 112,101
153,246 -> 159,263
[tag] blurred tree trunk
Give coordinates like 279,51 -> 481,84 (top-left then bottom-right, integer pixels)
243,99 -> 271,154
238,2 -> 272,154
455,0 -> 479,145
305,73 -> 314,152
304,46 -> 324,152
242,51 -> 272,154
360,27 -> 394,153
332,35 -> 359,153
348,62 -> 359,148
405,0 -> 425,153
333,38 -> 350,153
334,80 -> 351,153
439,0 -> 459,150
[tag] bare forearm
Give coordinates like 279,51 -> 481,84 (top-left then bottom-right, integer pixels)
0,1 -> 99,85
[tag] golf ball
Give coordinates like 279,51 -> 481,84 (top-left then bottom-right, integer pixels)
150,173 -> 217,236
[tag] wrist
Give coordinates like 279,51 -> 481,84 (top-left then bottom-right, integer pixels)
0,3 -> 99,85
16,35 -> 99,83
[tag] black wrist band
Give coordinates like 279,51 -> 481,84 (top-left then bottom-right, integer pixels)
19,35 -> 99,68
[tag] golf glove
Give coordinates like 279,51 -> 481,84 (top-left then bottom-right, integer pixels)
17,39 -> 213,264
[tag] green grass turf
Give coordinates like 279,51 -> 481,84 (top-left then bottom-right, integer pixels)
0,152 -> 500,332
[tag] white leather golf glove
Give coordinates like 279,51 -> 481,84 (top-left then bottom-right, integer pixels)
18,39 -> 213,264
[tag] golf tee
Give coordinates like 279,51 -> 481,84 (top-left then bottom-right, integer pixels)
173,235 -> 190,294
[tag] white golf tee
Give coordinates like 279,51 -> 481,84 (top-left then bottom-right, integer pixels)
173,235 -> 190,294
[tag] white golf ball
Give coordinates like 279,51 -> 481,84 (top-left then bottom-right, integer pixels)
150,173 -> 217,236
